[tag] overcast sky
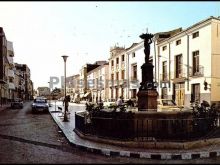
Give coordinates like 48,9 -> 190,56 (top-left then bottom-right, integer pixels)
0,1 -> 219,89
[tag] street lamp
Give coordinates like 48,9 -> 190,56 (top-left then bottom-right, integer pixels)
62,55 -> 69,122
48,81 -> 51,107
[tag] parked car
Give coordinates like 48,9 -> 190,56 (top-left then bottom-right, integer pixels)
32,97 -> 49,113
11,98 -> 23,109
157,99 -> 184,112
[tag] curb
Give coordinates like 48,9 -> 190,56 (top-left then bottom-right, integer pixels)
49,109 -> 220,160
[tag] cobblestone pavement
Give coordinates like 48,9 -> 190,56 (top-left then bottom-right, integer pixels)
49,101 -> 220,163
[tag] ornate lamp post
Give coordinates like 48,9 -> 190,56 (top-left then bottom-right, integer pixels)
62,55 -> 69,122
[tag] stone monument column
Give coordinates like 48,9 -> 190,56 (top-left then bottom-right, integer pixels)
137,33 -> 158,111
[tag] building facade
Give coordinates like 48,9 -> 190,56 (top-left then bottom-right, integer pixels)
156,16 -> 220,108
79,61 -> 107,100
0,27 -> 9,105
87,62 -> 109,103
108,46 -> 127,101
14,63 -> 33,100
6,41 -> 15,101
66,74 -> 80,102
36,87 -> 50,98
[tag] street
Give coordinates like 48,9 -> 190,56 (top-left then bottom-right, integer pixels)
0,101 -> 219,164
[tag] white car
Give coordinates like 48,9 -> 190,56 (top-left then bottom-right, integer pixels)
32,97 -> 49,113
157,99 -> 184,112
11,98 -> 23,109
103,99 -> 117,108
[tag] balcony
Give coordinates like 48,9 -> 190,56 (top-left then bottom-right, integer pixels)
8,69 -> 15,78
8,82 -> 15,90
7,56 -> 14,65
119,79 -> 127,87
129,80 -> 139,89
108,80 -> 114,87
171,69 -> 187,83
189,65 -> 204,77
0,76 -> 7,84
114,80 -> 120,86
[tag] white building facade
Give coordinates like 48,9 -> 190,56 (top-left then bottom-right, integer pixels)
87,62 -> 109,103
156,16 -> 220,108
6,41 -> 15,101
108,46 -> 128,101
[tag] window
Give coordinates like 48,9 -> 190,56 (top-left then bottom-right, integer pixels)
9,78 -> 13,83
191,84 -> 200,103
121,70 -> 125,79
175,54 -> 182,78
132,52 -> 135,58
133,65 -> 137,79
96,78 -> 98,89
116,57 -> 119,64
132,89 -> 137,98
192,51 -> 199,75
111,74 -> 114,80
111,88 -> 113,98
115,88 -> 119,99
176,39 -> 181,45
192,31 -> 199,38
161,87 -> 168,99
162,45 -> 167,51
162,61 -> 167,81
111,60 -> 114,66
122,55 -> 125,62
121,88 -> 124,98
116,72 -> 119,80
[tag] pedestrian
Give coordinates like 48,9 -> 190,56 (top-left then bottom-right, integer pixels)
117,96 -> 124,106
127,99 -> 134,107
63,96 -> 69,112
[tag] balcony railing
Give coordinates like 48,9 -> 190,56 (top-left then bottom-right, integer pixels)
130,76 -> 138,81
189,65 -> 204,77
8,82 -> 15,90
8,69 -> 15,78
109,80 -> 114,87
171,69 -> 186,79
7,56 -> 14,64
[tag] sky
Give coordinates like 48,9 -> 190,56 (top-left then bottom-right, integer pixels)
0,1 -> 219,90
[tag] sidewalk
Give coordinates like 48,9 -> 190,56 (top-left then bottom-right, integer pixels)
0,104 -> 10,112
48,102 -> 220,160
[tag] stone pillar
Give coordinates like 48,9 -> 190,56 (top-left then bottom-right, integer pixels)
137,89 -> 158,111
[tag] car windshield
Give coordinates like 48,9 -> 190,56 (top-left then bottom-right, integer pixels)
162,100 -> 176,106
14,98 -> 21,102
34,99 -> 47,103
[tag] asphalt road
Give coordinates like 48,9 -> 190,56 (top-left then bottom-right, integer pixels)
0,101 -> 220,164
